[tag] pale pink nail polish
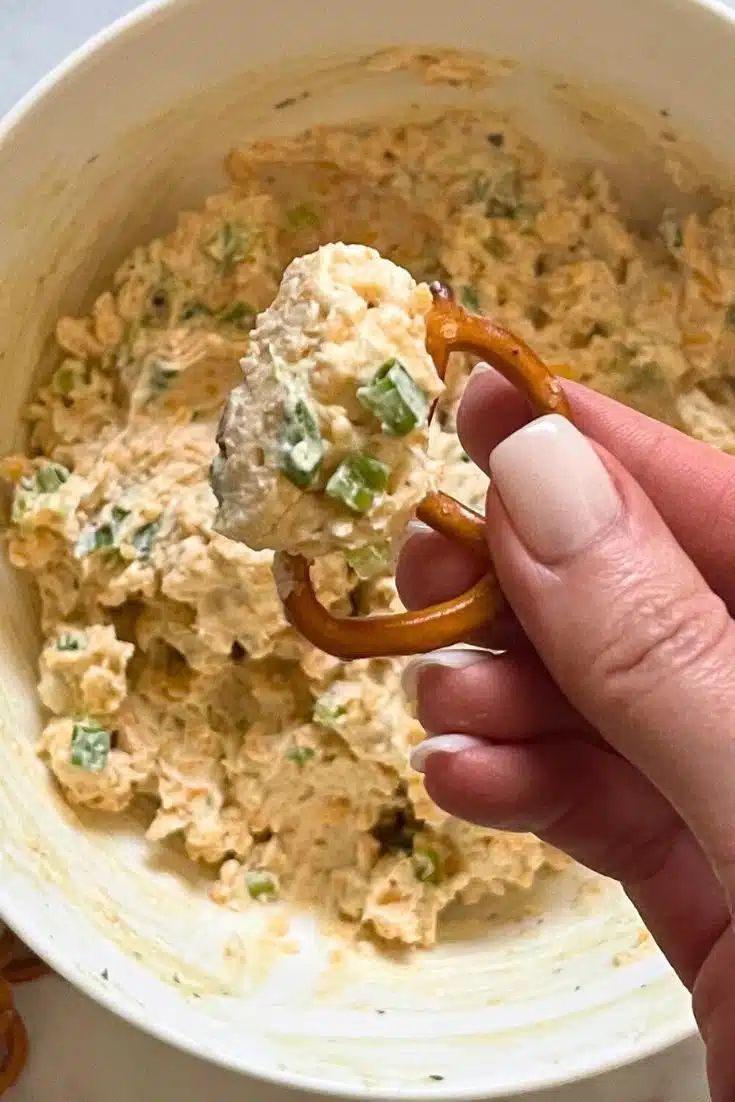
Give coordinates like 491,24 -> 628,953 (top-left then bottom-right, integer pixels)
392,518 -> 434,565
402,646 -> 488,703
489,415 -> 620,562
410,733 -> 486,773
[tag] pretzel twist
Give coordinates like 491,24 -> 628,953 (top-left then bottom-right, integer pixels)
275,283 -> 572,659
0,928 -> 48,1095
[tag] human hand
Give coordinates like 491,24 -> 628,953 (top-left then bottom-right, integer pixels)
397,372 -> 735,1102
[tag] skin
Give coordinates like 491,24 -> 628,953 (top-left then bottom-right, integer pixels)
397,375 -> 735,1102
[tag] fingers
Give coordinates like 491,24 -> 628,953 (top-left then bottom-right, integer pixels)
395,523 -> 525,650
403,647 -> 592,740
412,734 -> 727,988
395,523 -> 484,607
693,926 -> 735,1102
486,413 -> 735,898
458,370 -> 735,610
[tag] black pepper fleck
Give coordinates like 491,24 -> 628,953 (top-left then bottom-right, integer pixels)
274,91 -> 310,110
487,132 -> 505,147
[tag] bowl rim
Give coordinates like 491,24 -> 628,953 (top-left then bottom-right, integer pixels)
0,0 -> 728,1094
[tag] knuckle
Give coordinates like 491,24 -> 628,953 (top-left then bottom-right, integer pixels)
588,582 -> 732,700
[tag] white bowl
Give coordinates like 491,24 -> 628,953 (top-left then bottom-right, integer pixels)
0,0 -> 731,1095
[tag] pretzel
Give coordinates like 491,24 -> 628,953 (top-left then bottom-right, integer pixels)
274,283 -> 572,659
0,928 -> 48,1095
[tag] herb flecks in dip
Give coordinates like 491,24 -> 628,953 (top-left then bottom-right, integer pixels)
5,110 -> 735,946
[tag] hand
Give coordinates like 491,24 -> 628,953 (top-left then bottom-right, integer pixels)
397,371 -> 735,1102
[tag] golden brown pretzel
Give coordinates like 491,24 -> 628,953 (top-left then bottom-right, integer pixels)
275,283 -> 572,659
0,929 -> 48,1095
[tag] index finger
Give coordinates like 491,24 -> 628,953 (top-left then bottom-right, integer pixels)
457,372 -> 735,610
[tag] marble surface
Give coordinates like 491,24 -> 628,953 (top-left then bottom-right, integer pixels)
0,2 -> 717,1099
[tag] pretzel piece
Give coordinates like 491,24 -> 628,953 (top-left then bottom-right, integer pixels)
276,284 -> 572,659
0,928 -> 48,1095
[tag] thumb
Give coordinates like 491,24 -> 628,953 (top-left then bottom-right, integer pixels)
488,413 -> 735,897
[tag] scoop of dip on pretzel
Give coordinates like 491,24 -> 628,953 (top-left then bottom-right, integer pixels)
212,242 -> 570,660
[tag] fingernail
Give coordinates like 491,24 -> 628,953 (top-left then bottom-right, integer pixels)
402,646 -> 487,702
463,360 -> 492,398
392,518 -> 433,564
410,733 -> 486,773
489,414 -> 620,562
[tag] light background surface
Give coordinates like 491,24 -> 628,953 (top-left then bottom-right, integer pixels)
0,1 -> 716,1098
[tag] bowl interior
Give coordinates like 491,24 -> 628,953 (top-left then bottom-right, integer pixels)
1,0 -> 728,1094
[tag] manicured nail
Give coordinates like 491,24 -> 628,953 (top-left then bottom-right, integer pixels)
392,518 -> 433,564
402,646 -> 487,703
462,360 -> 492,399
489,414 -> 620,563
410,733 -> 486,773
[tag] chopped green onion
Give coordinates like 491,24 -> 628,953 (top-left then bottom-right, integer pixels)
278,398 -> 323,488
94,524 -> 115,550
356,359 -> 429,437
484,236 -> 509,260
313,695 -> 346,730
180,300 -> 212,321
132,519 -> 161,559
413,848 -> 441,884
75,520 -> 119,558
286,203 -> 321,230
627,361 -> 662,391
725,303 -> 735,328
149,362 -> 178,394
471,162 -> 522,217
35,463 -> 69,493
111,505 -> 130,523
53,362 -> 83,395
285,746 -> 316,767
471,173 -> 489,202
325,454 -> 389,514
12,464 -> 71,523
344,542 -> 390,580
218,302 -> 256,329
70,719 -> 111,772
245,870 -> 277,900
460,450 -> 471,463
659,210 -> 683,252
204,222 -> 249,271
57,631 -> 87,652
612,347 -> 663,392
461,286 -> 480,311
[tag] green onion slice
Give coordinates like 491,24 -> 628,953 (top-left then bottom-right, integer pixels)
357,359 -> 429,436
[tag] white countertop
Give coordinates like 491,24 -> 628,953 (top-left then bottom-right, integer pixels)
0,3 -> 716,1099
